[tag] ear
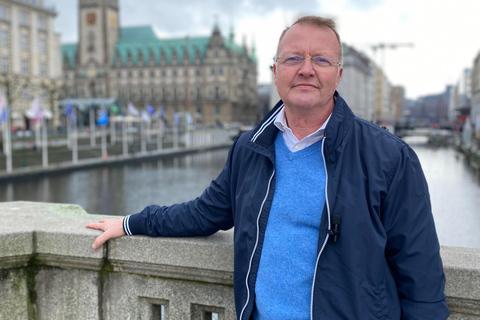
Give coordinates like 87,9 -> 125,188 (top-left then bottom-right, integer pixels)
335,67 -> 343,88
273,63 -> 278,84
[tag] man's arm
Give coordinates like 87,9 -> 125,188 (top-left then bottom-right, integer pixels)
86,218 -> 126,249
382,145 -> 449,319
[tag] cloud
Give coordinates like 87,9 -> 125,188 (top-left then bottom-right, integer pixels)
119,0 -> 318,36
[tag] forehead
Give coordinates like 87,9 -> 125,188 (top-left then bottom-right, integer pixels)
277,23 -> 340,56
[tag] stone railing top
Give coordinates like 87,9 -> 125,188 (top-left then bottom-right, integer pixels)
1,201 -> 479,290
0,202 -> 234,283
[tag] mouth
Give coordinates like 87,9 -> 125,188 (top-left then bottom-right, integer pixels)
294,83 -> 318,89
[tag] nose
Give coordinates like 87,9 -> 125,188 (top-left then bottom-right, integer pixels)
298,56 -> 315,76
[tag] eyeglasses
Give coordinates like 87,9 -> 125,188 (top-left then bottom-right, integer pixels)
274,54 -> 341,68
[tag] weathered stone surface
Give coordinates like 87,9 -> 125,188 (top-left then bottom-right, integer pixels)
0,268 -> 31,320
35,268 -> 100,320
1,202 -> 479,319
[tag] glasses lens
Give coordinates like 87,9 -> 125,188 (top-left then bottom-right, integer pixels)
312,56 -> 334,67
281,54 -> 303,66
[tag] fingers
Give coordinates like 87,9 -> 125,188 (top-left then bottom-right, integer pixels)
85,222 -> 103,230
92,232 -> 110,250
86,218 -> 126,250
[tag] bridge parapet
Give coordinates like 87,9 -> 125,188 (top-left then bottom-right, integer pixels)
0,202 -> 478,319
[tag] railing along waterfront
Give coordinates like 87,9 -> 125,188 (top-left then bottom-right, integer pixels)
0,127 -> 237,180
0,202 -> 479,319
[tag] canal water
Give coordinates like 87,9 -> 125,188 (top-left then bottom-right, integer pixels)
1,137 -> 479,249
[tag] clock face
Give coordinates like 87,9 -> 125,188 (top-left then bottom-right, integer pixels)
87,12 -> 96,25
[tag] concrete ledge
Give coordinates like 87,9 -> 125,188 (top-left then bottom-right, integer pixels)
0,202 -> 479,319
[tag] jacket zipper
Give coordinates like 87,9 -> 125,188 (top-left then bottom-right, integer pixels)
310,137 -> 331,320
239,169 -> 276,320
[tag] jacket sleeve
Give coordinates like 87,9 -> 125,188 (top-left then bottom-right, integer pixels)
381,145 -> 449,320
123,139 -> 238,237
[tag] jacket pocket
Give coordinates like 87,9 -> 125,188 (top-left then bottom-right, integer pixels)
373,282 -> 391,320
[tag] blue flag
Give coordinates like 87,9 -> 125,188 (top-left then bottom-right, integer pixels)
160,105 -> 166,121
65,102 -> 72,117
146,104 -> 155,115
97,110 -> 109,126
0,107 -> 8,124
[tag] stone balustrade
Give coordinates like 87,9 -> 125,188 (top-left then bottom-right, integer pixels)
0,202 -> 479,320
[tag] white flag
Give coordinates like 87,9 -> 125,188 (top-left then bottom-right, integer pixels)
141,110 -> 151,123
128,102 -> 139,116
26,97 -> 39,119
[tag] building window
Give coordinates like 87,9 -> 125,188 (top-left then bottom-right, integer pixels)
22,87 -> 29,100
0,5 -> 7,20
40,63 -> 46,77
211,68 -> 215,75
39,39 -> 45,53
21,59 -> 29,75
173,69 -> 177,77
150,70 -> 155,77
139,70 -> 143,78
117,71 -> 122,78
215,105 -> 220,114
219,68 -> 223,75
38,15 -> 46,30
1,57 -> 8,73
161,70 -> 166,77
196,68 -> 202,76
21,34 -> 29,50
19,10 -> 29,26
0,30 -> 7,47
128,71 -> 132,78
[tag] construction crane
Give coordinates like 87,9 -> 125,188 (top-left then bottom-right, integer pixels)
370,42 -> 414,52
368,42 -> 414,70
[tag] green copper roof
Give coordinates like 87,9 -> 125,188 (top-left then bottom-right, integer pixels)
61,25 -> 256,68
62,43 -> 77,68
119,25 -> 159,41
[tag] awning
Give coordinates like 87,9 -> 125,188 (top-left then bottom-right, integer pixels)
58,98 -> 118,113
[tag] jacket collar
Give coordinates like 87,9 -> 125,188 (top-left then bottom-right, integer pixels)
249,91 -> 355,162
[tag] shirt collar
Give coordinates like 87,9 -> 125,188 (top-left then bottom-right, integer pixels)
274,107 -> 331,140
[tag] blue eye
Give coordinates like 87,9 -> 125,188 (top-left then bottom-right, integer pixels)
312,56 -> 331,65
284,55 -> 302,62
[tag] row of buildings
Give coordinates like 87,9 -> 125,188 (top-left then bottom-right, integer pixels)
0,0 -> 259,129
3,0 -> 476,134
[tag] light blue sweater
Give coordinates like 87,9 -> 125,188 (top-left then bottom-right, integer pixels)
253,132 -> 326,320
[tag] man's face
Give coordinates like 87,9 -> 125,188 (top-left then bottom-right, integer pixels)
274,23 -> 343,112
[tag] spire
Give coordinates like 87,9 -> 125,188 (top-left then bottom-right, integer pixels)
212,14 -> 221,36
229,25 -> 235,43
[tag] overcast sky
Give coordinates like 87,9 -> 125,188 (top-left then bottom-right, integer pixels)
47,0 -> 480,100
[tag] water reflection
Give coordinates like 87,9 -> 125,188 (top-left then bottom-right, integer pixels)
0,150 -> 228,217
405,136 -> 480,248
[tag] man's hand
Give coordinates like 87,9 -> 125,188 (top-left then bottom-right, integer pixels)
86,218 -> 126,249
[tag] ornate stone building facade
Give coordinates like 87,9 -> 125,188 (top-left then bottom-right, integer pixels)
0,0 -> 61,128
61,0 -> 259,126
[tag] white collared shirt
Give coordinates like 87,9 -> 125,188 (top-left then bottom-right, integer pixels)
274,107 -> 331,152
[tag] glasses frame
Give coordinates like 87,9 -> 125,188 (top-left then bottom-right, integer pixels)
274,54 -> 342,68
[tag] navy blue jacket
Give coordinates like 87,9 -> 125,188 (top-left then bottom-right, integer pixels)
126,92 -> 449,319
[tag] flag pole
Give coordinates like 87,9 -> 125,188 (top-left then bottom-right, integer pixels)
157,118 -> 163,151
101,125 -> 108,160
42,117 -> 48,168
122,115 -> 128,156
5,108 -> 12,173
90,107 -> 96,147
141,121 -> 146,154
66,112 -> 71,149
72,110 -> 78,164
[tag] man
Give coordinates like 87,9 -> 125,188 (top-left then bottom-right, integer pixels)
87,16 -> 450,319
